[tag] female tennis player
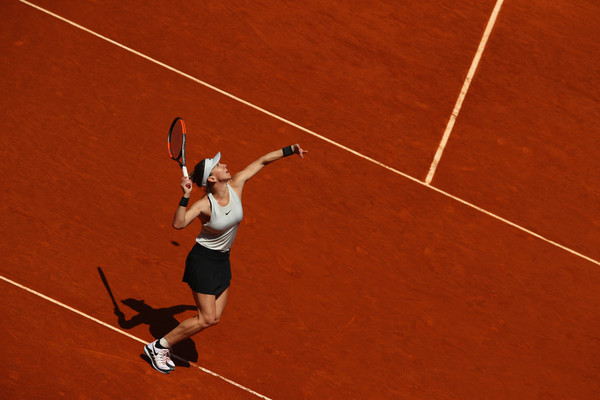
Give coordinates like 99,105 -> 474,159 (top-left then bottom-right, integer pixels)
144,144 -> 308,373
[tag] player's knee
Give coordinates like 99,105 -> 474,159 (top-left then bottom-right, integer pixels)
206,315 -> 219,327
198,313 -> 218,328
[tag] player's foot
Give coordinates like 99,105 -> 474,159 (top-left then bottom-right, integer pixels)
155,339 -> 175,371
144,340 -> 171,374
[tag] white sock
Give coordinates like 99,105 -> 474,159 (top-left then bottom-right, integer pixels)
159,337 -> 170,348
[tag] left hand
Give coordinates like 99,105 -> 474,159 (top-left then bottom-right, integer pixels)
181,176 -> 193,195
292,144 -> 308,159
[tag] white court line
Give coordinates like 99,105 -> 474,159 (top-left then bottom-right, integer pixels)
18,0 -> 600,269
425,0 -> 505,184
0,274 -> 272,400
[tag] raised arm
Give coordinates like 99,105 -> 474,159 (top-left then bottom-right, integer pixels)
231,144 -> 307,188
172,176 -> 209,229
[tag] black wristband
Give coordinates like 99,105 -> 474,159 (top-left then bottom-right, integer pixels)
282,145 -> 293,157
179,196 -> 189,207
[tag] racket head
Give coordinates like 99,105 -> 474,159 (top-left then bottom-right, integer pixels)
167,117 -> 186,163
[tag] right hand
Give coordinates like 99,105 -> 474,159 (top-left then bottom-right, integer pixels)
181,176 -> 193,195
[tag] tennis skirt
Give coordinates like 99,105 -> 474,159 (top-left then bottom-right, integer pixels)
182,243 -> 231,297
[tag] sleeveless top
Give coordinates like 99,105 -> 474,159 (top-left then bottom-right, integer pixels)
196,183 -> 243,252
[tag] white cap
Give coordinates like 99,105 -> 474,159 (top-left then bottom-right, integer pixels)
201,152 -> 221,186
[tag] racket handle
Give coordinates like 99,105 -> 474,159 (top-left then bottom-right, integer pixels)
182,166 -> 189,178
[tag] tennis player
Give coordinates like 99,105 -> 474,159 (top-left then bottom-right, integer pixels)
144,144 -> 307,373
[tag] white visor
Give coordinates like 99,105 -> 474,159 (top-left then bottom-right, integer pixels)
201,152 -> 221,186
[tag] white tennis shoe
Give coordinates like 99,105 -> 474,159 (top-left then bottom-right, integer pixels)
144,340 -> 171,374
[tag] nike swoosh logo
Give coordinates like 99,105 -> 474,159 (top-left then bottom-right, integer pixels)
225,210 -> 231,215
150,346 -> 159,356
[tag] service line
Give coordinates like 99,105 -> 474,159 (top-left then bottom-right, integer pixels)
425,0 -> 505,184
18,0 -> 600,270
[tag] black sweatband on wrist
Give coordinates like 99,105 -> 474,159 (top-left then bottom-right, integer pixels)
282,145 -> 293,157
179,196 -> 189,207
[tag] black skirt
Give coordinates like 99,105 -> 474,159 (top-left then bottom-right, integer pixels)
182,243 -> 231,297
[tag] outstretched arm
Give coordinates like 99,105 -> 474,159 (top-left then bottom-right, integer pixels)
231,144 -> 307,188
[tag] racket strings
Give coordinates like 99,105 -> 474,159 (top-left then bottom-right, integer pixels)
168,120 -> 185,159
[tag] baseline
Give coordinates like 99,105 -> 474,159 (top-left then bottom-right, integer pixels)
0,274 -> 272,400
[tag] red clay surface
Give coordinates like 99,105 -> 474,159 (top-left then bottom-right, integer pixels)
2,1 -> 599,399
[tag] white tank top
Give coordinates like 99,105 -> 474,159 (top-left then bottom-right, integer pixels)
196,183 -> 243,252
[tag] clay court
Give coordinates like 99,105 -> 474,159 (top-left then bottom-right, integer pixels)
2,0 -> 599,398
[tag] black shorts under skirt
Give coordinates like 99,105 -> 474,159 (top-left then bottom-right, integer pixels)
182,243 -> 231,297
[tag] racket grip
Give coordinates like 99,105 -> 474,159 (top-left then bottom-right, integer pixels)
182,166 -> 189,178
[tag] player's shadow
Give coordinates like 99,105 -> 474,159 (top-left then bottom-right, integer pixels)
117,298 -> 199,364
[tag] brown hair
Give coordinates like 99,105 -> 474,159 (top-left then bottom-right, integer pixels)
190,160 -> 206,188
190,160 -> 214,193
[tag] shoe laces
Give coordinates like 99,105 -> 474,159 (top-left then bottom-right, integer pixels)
156,346 -> 169,362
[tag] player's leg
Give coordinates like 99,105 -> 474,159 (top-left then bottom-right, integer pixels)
163,291 -> 218,345
214,287 -> 229,322
145,291 -> 218,373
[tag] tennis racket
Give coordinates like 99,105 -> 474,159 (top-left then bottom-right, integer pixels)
167,117 -> 190,183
